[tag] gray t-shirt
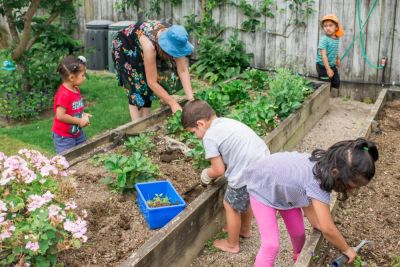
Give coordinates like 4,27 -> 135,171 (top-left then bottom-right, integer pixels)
203,118 -> 270,188
245,152 -> 330,209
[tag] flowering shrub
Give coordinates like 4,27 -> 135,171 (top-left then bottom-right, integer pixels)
0,149 -> 87,266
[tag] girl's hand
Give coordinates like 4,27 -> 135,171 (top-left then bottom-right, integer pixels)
82,113 -> 92,125
343,247 -> 357,263
78,118 -> 89,128
327,68 -> 334,78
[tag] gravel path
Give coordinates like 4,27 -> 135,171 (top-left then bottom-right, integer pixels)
190,98 -> 373,267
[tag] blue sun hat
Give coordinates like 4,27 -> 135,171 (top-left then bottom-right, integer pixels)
158,25 -> 194,58
1,60 -> 16,71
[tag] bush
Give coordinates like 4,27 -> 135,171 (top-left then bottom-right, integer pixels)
0,22 -> 81,120
0,149 -> 87,266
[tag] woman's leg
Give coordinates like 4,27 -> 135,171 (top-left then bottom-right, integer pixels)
128,104 -> 141,122
279,208 -> 306,262
250,196 -> 280,267
139,107 -> 151,118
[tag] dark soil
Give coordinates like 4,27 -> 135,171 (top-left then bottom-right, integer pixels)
58,126 -> 203,266
311,100 -> 400,267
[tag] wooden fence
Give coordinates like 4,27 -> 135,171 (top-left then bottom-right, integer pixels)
1,0 -> 399,84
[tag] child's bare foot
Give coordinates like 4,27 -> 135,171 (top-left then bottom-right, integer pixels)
222,227 -> 251,238
213,239 -> 239,253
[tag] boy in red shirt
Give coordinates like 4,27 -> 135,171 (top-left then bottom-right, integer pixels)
52,55 -> 91,154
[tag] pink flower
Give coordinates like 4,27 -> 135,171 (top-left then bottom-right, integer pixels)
0,221 -> 15,240
40,165 -> 58,177
50,155 -> 69,169
1,168 -> 15,185
27,191 -> 54,212
25,241 -> 39,252
48,204 -> 61,218
63,218 -> 88,242
0,200 -> 7,212
65,201 -> 77,210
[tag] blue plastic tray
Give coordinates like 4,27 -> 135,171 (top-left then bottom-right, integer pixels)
135,180 -> 186,229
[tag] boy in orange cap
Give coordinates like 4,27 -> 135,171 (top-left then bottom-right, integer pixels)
316,14 -> 344,90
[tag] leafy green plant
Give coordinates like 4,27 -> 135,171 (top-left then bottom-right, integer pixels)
102,153 -> 159,192
147,193 -> 178,207
124,133 -> 155,154
353,255 -> 365,267
242,68 -> 270,91
268,68 -> 312,118
186,138 -> 210,170
90,153 -> 111,167
191,32 -> 252,84
164,110 -> 185,136
0,150 -> 88,266
391,255 -> 400,267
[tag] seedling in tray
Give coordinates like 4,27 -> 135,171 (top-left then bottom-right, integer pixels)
147,193 -> 179,208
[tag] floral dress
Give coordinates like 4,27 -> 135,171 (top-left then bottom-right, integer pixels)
112,20 -> 181,108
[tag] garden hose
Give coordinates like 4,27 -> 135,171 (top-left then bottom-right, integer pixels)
340,0 -> 384,69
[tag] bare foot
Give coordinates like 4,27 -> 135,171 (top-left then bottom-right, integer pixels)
213,239 -> 239,253
222,227 -> 251,238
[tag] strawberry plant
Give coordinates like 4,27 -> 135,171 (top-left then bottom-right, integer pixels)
243,68 -> 270,91
164,110 -> 185,136
102,153 -> 159,192
124,133 -> 155,155
185,137 -> 210,170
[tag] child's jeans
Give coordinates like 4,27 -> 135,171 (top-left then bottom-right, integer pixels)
250,195 -> 305,267
316,63 -> 340,89
52,132 -> 86,154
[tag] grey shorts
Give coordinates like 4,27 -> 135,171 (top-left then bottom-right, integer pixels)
224,185 -> 250,213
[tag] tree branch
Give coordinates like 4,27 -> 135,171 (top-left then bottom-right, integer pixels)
11,0 -> 41,61
3,5 -> 20,43
25,11 -> 59,51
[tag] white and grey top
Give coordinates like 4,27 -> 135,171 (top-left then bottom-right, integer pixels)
203,118 -> 270,189
244,152 -> 330,209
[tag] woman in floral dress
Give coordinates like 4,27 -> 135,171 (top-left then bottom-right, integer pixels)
112,20 -> 194,121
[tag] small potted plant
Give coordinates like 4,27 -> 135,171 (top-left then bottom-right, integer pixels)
135,180 -> 186,229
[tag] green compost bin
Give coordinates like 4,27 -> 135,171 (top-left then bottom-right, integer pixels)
108,21 -> 135,74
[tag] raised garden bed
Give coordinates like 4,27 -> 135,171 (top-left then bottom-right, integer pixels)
309,95 -> 400,267
295,88 -> 390,267
56,72 -> 330,267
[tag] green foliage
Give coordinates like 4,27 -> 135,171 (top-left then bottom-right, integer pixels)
114,0 -> 182,17
191,32 -> 252,84
147,193 -> 177,207
353,255 -> 365,267
0,2 -> 80,120
229,95 -> 277,136
124,133 -> 155,154
268,68 -> 312,118
185,135 -> 209,170
391,255 -> 400,267
164,110 -> 185,136
103,153 -> 159,192
242,68 -> 269,91
195,80 -> 250,116
205,231 -> 228,253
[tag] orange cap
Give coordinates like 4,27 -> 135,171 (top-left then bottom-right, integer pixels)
321,14 -> 344,37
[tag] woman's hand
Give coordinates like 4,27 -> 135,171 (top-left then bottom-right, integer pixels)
169,101 -> 182,113
343,247 -> 357,263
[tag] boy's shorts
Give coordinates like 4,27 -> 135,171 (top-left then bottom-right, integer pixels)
316,63 -> 340,89
224,185 -> 250,213
52,132 -> 86,154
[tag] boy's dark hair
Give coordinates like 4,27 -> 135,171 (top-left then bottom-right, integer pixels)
57,55 -> 86,80
310,138 -> 379,193
181,100 -> 216,128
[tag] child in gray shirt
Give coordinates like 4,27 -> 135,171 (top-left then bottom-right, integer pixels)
181,100 -> 270,254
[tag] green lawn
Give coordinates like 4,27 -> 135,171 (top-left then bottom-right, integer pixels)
0,72 -> 210,156
0,73 -> 130,155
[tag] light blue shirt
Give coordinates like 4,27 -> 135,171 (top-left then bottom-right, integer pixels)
203,118 -> 270,189
245,152 -> 330,210
316,35 -> 340,67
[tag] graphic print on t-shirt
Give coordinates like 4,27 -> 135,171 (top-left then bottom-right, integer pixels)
69,98 -> 84,135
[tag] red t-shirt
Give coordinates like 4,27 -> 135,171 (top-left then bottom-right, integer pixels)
52,84 -> 85,138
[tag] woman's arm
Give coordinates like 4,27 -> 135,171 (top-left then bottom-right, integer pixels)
141,41 -> 181,112
175,57 -> 194,101
311,199 -> 357,263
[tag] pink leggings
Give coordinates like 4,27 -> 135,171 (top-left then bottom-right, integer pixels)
250,195 -> 305,267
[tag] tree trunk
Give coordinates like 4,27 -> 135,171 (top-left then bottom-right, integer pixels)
11,0 -> 41,62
